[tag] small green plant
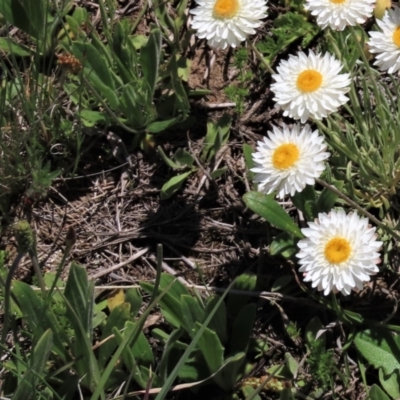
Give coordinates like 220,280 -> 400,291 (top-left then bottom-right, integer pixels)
224,48 -> 253,114
307,340 -> 335,390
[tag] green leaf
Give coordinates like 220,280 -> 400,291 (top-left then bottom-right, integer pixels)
0,38 -> 31,56
176,55 -> 191,81
369,384 -> 391,400
64,262 -> 93,336
194,322 -> 224,374
71,42 -> 119,109
379,368 -> 400,399
12,281 -> 67,361
201,114 -> 232,161
243,191 -> 303,238
317,181 -> 344,213
354,329 -> 400,375
140,274 -> 190,329
147,116 -> 183,133
210,167 -> 228,180
270,232 -> 297,258
174,148 -> 194,167
140,25 -> 161,97
80,110 -> 106,127
129,322 -> 154,366
158,146 -> 181,169
181,295 -> 205,336
243,143 -> 255,181
125,288 -> 142,317
98,302 -> 131,369
226,273 -> 257,318
160,171 -> 192,200
305,316 -> 326,349
285,353 -> 299,378
230,303 -> 256,355
292,185 -> 317,221
13,329 -> 53,400
63,263 -> 100,391
205,295 -> 227,344
271,275 -> 294,292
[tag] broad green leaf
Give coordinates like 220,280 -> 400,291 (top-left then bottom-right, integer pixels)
160,171 -> 192,200
202,114 -> 232,161
125,288 -> 142,317
210,167 -> 228,180
243,143 -> 255,181
369,384 -> 391,400
113,323 -> 147,388
80,110 -> 106,127
147,116 -> 183,133
354,329 -> 400,375
141,274 -> 190,329
13,329 -> 53,400
227,272 -> 257,317
194,322 -> 224,374
181,295 -> 205,336
205,295 -> 227,344
0,38 -> 31,56
230,303 -> 256,355
64,263 -> 99,391
98,302 -> 131,369
270,232 -> 297,258
65,262 -> 92,336
176,55 -> 191,81
285,353 -> 299,378
12,281 -> 66,361
317,181 -> 344,213
71,42 -> 119,109
139,25 -> 161,97
174,148 -> 194,167
379,368 -> 400,399
243,191 -> 303,238
128,322 -> 154,366
271,275 -> 294,292
292,186 -> 317,221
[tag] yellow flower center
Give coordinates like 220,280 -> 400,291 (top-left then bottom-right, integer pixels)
329,0 -> 346,4
393,26 -> 400,47
272,143 -> 300,170
296,70 -> 323,93
213,0 -> 240,19
324,237 -> 351,265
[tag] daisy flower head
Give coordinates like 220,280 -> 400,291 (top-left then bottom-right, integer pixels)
368,7 -> 400,73
190,0 -> 268,50
251,123 -> 330,199
271,51 -> 351,123
297,210 -> 382,296
304,0 -> 375,31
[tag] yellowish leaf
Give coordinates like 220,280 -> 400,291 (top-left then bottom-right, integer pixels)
374,0 -> 391,19
107,289 -> 125,311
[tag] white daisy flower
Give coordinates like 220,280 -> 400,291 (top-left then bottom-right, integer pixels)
190,0 -> 268,50
271,51 -> 351,123
304,0 -> 375,31
368,7 -> 400,73
251,124 -> 330,199
297,210 -> 382,296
